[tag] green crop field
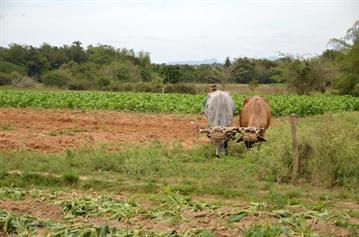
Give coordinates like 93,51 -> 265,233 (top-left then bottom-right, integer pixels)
0,89 -> 359,117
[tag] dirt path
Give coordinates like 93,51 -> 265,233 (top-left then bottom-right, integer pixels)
0,108 -> 216,152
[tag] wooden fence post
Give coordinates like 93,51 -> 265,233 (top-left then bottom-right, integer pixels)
290,113 -> 300,181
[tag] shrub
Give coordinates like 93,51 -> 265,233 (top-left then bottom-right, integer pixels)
334,74 -> 359,97
0,61 -> 26,74
0,72 -> 12,85
67,77 -> 92,90
14,76 -> 36,88
108,82 -> 197,94
7,71 -> 23,85
41,69 -> 71,87
165,83 -> 197,94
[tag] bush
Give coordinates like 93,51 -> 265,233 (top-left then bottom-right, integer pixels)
165,83 -> 197,94
334,74 -> 359,97
132,82 -> 162,92
67,77 -> 92,90
108,82 -> 197,94
0,71 -> 36,87
0,72 -> 12,85
41,69 -> 71,87
14,76 -> 36,88
7,71 -> 24,85
0,61 -> 26,74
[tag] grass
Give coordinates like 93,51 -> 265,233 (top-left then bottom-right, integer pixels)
61,171 -> 80,184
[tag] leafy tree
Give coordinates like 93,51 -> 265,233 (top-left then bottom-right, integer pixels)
39,43 -> 67,69
5,44 -> 28,65
64,41 -> 88,64
334,40 -> 359,96
158,65 -> 181,84
224,57 -> 231,68
25,46 -> 49,77
276,56 -> 333,95
232,57 -> 255,83
87,44 -> 116,65
329,21 -> 359,96
329,21 -> 358,52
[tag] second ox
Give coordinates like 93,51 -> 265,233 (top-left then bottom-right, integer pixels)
200,90 -> 238,157
237,96 -> 272,148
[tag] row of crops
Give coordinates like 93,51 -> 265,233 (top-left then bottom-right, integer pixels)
1,187 -> 357,236
0,90 -> 358,117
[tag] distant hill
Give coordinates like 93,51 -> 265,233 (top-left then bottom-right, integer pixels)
167,58 -> 221,65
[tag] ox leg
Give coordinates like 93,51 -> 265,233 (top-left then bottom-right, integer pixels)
245,141 -> 255,149
215,142 -> 223,158
224,141 -> 228,155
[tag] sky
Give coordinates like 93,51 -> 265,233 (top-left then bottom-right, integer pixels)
0,0 -> 358,63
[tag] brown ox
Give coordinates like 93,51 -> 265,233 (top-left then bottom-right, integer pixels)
238,96 -> 272,148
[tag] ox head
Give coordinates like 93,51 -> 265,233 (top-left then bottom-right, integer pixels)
237,127 -> 266,143
200,126 -> 238,157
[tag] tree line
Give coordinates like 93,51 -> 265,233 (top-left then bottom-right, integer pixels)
0,21 -> 357,95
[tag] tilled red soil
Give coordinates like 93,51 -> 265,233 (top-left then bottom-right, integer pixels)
0,108 -> 215,152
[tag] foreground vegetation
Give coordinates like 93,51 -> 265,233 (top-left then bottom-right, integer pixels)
0,112 -> 358,236
0,186 -> 358,236
1,90 -> 359,117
